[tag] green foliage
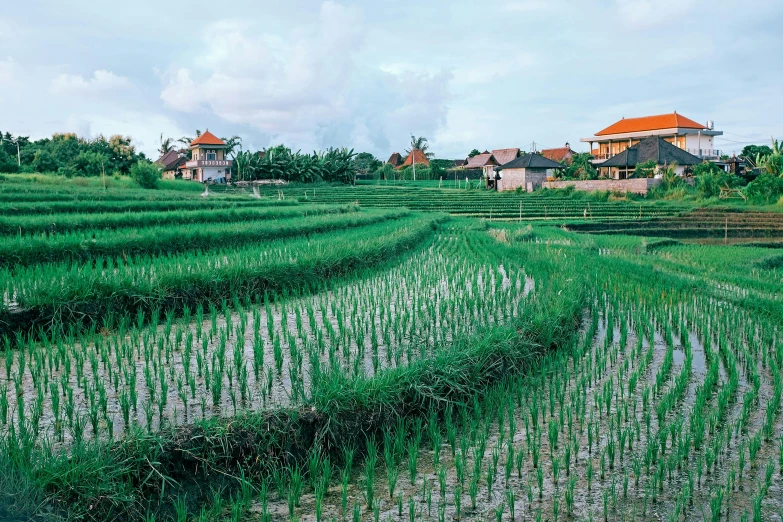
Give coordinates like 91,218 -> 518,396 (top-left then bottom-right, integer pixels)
70,151 -> 109,177
31,150 -> 58,173
468,149 -> 481,158
234,146 -> 356,184
429,159 -> 456,172
130,161 -> 161,189
0,147 -> 17,173
631,159 -> 658,179
746,174 -> 783,203
741,144 -> 773,159
353,152 -> 382,176
693,162 -> 744,198
563,153 -> 597,180
0,131 -> 145,176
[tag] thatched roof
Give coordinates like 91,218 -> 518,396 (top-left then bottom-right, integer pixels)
495,153 -> 564,171
600,136 -> 702,168
465,153 -> 497,169
387,152 -> 403,167
490,148 -> 520,166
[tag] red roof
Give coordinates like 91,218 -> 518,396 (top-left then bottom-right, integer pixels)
596,113 -> 707,136
490,148 -> 520,166
191,130 -> 225,146
399,149 -> 430,168
541,147 -> 574,163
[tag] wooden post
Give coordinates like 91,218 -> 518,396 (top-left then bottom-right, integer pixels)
725,217 -> 728,244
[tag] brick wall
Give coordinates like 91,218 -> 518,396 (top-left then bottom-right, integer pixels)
499,168 -> 547,192
541,178 -> 662,195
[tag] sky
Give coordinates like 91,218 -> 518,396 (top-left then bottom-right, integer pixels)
1,0 -> 781,160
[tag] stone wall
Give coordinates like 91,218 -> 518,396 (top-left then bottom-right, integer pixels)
541,178 -> 662,195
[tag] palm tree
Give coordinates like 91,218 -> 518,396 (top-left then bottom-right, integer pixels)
756,137 -> 783,176
405,135 -> 435,159
222,135 -> 242,159
177,130 -> 202,159
158,134 -> 174,156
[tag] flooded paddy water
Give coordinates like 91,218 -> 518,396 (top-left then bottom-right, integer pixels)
0,234 -> 536,446
251,286 -> 782,521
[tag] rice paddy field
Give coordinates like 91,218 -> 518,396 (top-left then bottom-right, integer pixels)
0,180 -> 782,522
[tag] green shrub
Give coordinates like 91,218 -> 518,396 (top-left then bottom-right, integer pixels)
70,151 -> 108,177
746,174 -> 783,204
631,160 -> 657,179
130,161 -> 161,189
31,150 -> 59,173
693,163 -> 744,199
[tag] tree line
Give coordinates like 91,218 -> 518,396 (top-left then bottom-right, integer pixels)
0,131 -> 145,177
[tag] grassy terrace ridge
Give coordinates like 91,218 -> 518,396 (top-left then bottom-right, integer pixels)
0,213 -> 442,339
564,208 -> 783,238
227,185 -> 694,219
0,202 -> 355,235
0,197 -> 304,215
0,208 -> 410,267
0,205 -> 410,267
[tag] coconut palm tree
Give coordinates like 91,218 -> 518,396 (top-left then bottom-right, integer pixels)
405,135 -> 435,159
158,134 -> 174,156
222,135 -> 242,159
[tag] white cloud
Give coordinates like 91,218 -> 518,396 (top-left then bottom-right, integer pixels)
501,0 -> 557,12
0,57 -> 16,84
614,0 -> 697,28
159,1 -> 452,155
51,70 -> 131,95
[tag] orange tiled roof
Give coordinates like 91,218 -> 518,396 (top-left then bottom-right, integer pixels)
541,147 -> 574,163
399,149 -> 430,168
191,130 -> 225,146
596,113 -> 707,136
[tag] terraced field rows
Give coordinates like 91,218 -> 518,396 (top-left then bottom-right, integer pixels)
241,185 -> 690,220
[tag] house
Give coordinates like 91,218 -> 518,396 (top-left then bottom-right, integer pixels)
398,149 -> 430,169
598,136 -> 702,179
541,143 -> 576,164
386,152 -> 403,168
154,149 -> 187,180
465,148 -> 521,178
464,152 -> 497,176
180,131 -> 233,183
580,112 -> 723,171
492,153 -> 564,192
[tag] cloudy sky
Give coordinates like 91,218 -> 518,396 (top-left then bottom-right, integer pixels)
1,0 -> 781,159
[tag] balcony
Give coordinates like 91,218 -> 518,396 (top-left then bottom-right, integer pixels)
185,159 -> 233,168
685,148 -> 722,159
591,148 -> 723,163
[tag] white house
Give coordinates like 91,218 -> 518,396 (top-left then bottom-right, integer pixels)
580,112 -> 723,172
180,131 -> 232,183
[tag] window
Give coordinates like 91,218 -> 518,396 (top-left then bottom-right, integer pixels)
206,150 -> 217,161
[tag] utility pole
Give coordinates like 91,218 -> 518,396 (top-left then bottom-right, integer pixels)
15,140 -> 20,166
